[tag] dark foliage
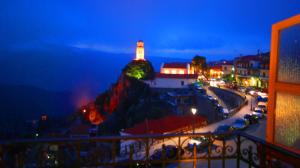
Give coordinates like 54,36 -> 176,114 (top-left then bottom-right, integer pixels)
122,60 -> 155,80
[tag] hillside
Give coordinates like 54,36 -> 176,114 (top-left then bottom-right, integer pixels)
81,74 -> 173,135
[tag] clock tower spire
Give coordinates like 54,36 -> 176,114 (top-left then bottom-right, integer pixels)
135,40 -> 145,60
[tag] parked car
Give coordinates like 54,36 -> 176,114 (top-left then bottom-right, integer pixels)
222,108 -> 230,119
238,87 -> 246,93
216,104 -> 222,111
257,102 -> 268,113
257,96 -> 268,103
244,114 -> 259,124
150,145 -> 184,163
248,90 -> 257,96
208,96 -> 218,105
231,118 -> 250,130
252,107 -> 265,118
186,136 -> 210,152
207,95 -> 214,100
197,87 -> 206,95
217,106 -> 230,119
213,125 -> 234,140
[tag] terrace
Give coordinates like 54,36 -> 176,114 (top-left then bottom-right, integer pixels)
0,132 -> 299,167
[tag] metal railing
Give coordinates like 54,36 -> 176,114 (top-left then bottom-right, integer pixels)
0,132 -> 299,168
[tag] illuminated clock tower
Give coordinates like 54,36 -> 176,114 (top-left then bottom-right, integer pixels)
135,40 -> 145,60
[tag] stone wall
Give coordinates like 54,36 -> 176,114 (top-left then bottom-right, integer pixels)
209,87 -> 246,110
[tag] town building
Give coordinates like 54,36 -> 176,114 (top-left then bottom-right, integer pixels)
234,52 -> 270,88
146,62 -> 197,88
208,61 -> 234,79
160,62 -> 194,75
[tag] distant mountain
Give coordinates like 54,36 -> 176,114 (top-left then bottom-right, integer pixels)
0,46 -> 190,105
0,84 -> 75,136
0,46 -> 191,137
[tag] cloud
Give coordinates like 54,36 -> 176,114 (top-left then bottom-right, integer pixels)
71,43 -> 134,54
151,48 -> 234,57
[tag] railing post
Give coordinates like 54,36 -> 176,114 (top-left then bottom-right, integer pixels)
0,145 -> 3,168
193,143 -> 197,168
76,143 -> 81,167
177,136 -> 181,168
222,139 -> 226,168
145,138 -> 149,168
236,134 -> 241,168
248,146 -> 253,168
208,134 -> 212,168
129,145 -> 134,168
258,143 -> 267,168
112,141 -> 116,164
162,144 -> 166,168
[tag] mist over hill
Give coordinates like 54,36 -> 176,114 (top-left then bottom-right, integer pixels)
0,46 -> 189,106
0,46 -> 192,137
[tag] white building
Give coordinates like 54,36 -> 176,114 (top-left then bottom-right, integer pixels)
144,73 -> 198,88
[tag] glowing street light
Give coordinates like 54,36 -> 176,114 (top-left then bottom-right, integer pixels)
191,107 -> 197,134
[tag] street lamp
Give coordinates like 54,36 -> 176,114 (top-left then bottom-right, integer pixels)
191,107 -> 197,134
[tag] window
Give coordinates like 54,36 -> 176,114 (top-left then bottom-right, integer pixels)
267,14 -> 300,153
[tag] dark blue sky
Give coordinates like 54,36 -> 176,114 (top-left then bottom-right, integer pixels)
1,0 -> 299,60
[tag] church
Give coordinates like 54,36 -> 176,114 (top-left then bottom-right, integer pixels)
134,40 -> 198,88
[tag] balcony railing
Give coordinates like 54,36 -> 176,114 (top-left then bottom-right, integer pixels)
0,132 -> 299,168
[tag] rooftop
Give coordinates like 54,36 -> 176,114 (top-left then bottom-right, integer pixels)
162,62 -> 189,69
123,115 -> 207,135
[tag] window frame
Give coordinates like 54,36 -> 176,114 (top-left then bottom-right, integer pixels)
267,14 -> 300,153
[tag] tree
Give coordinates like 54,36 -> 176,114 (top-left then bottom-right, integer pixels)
191,55 -> 207,77
123,60 -> 155,80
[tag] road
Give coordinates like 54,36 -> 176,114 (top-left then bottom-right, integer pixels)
194,94 -> 265,138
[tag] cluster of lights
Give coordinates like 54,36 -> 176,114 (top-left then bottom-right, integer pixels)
210,69 -> 223,78
163,69 -> 185,74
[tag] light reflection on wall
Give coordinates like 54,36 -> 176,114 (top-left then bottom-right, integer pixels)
275,92 -> 300,150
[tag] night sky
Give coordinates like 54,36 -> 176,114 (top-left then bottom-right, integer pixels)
0,0 -> 299,104
1,0 -> 300,59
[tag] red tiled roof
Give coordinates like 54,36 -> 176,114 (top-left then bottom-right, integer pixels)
163,62 -> 189,69
156,73 -> 198,79
123,115 -> 207,135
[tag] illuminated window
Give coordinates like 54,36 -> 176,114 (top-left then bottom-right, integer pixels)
164,69 -> 170,74
179,70 -> 184,74
171,69 -> 176,74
